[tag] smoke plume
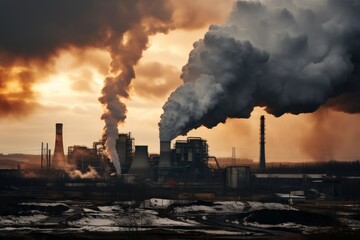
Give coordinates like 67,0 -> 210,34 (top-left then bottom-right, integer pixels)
159,0 -> 360,141
67,166 -> 101,179
0,0 -> 232,176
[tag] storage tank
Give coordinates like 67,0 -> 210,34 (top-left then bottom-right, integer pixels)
226,166 -> 251,190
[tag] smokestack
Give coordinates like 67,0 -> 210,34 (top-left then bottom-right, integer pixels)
259,115 -> 266,171
159,1 -> 360,141
53,123 -> 66,168
159,141 -> 171,168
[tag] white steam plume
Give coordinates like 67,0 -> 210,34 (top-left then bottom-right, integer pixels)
159,0 -> 360,141
99,26 -> 165,176
97,2 -> 175,177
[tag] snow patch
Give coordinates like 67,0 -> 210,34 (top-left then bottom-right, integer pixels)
68,216 -> 116,226
247,202 -> 297,211
0,215 -> 48,226
19,202 -> 69,208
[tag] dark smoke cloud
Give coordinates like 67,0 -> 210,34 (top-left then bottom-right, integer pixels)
0,0 -> 173,175
0,0 -> 172,60
0,0 -> 233,175
159,0 -> 360,141
0,0 -> 150,119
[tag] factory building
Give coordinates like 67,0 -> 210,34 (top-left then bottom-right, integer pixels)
67,133 -> 134,177
156,137 -> 223,185
67,143 -> 115,178
1,122 -> 359,202
116,133 -> 134,174
171,137 -> 209,168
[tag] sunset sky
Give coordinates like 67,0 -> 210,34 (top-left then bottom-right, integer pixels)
0,0 -> 359,163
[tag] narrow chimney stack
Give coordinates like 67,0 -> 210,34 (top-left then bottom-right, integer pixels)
53,123 -> 66,168
259,115 -> 266,171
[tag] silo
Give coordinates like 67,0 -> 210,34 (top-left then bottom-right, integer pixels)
226,166 -> 251,190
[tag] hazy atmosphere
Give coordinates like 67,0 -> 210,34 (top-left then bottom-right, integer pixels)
0,0 -> 359,162
1,1 -> 360,240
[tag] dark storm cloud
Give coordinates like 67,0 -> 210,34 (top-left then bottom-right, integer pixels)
159,0 -> 360,141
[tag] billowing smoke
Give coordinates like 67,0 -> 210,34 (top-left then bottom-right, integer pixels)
159,0 -> 360,141
0,0 -> 174,176
67,166 -> 101,179
0,0 -> 232,176
96,7 -> 174,177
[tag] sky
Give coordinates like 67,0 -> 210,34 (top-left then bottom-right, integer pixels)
0,0 -> 359,163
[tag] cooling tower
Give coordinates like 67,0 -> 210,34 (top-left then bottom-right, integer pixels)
259,115 -> 266,171
159,141 -> 171,168
128,145 -> 151,178
52,123 -> 66,168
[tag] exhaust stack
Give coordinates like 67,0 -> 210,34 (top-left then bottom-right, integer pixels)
259,115 -> 266,171
53,123 -> 66,168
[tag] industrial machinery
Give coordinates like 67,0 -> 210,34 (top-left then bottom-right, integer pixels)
156,137 -> 222,185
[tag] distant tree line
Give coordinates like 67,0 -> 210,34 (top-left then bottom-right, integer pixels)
261,160 -> 360,176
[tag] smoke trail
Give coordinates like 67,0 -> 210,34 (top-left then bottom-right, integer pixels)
0,0 -> 174,176
67,166 -> 101,179
159,0 -> 360,141
0,0 -> 233,175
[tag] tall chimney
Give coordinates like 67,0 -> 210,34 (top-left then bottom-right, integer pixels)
53,123 -> 66,168
259,115 -> 266,171
159,141 -> 171,168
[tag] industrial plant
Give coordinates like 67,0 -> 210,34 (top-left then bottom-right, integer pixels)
1,116 -> 360,240
1,116 -> 359,202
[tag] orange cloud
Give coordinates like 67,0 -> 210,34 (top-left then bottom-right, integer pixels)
171,0 -> 234,29
69,69 -> 96,93
300,107 -> 360,161
0,66 -> 41,118
133,61 -> 182,99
